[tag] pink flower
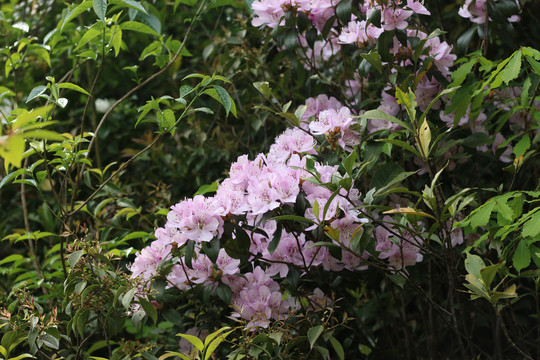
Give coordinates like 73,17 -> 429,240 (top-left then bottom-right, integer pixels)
130,240 -> 172,281
338,20 -> 383,46
216,248 -> 241,276
381,7 -> 413,31
406,0 -> 430,15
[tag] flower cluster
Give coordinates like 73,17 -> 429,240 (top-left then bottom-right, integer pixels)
130,95 -> 395,329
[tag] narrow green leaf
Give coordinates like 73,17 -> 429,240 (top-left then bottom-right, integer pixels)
75,24 -> 104,51
328,336 -> 344,360
307,325 -> 324,349
271,215 -> 316,224
60,1 -> 93,31
120,21 -> 159,36
0,168 -> 28,190
58,82 -> 90,95
176,333 -> 204,353
359,109 -> 411,132
122,287 -> 137,310
203,329 -> 233,360
21,130 -> 67,141
139,298 -> 158,324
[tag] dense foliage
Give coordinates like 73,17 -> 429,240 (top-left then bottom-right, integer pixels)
0,0 -> 539,359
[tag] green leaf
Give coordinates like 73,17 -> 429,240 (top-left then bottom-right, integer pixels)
395,88 -> 416,122
268,224 -> 282,254
417,119 -> 431,159
377,31 -> 394,63
335,0 -> 351,23
8,354 -> 34,360
203,328 -> 233,360
387,273 -> 406,288
464,253 -> 485,279
271,215 -> 316,224
513,134 -> 530,158
60,1 -> 93,31
194,181 -> 218,196
26,85 -> 47,102
495,198 -> 514,221
110,26 -> 122,57
451,59 -> 477,86
0,168 -> 28,190
139,298 -> 158,324
58,82 -> 90,95
307,325 -> 324,349
525,55 -> 540,74
328,335 -> 345,360
20,130 -> 66,141
470,200 -> 495,229
376,138 -> 421,158
74,23 -> 104,51
92,0 -> 107,22
360,50 -> 383,73
479,263 -> 503,288
68,250 -> 84,269
0,134 -> 25,170
215,283 -> 232,304
522,211 -> 540,238
176,333 -> 204,353
359,109 -> 411,132
213,85 -> 232,116
0,254 -> 23,266
112,0 -> 147,13
120,21 -> 160,36
122,288 -> 137,310
513,240 -> 531,272
501,51 -> 522,85
253,81 -> 271,98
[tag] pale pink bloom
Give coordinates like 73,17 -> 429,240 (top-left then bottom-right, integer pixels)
301,94 -> 343,127
375,217 -> 423,271
216,248 -> 241,276
306,0 -> 337,30
338,20 -> 383,46
267,127 -> 316,163
251,0 -> 286,28
459,0 -> 520,24
263,231 -> 306,277
247,177 -> 281,215
227,267 -> 296,329
381,7 -> 413,31
424,36 -> 456,76
130,240 -> 172,280
183,214 -> 221,242
167,265 -> 190,291
406,0 -> 430,15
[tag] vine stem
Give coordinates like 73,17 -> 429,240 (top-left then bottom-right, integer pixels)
20,157 -> 47,286
494,306 -> 533,360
